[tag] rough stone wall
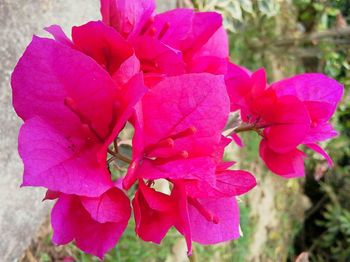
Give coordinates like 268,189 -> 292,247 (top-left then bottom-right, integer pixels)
0,0 -> 174,260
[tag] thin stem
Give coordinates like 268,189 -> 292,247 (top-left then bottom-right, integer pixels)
113,138 -> 119,154
107,148 -> 132,164
108,148 -> 116,156
228,123 -> 270,137
233,124 -> 257,133
116,153 -> 132,164
107,156 -> 118,164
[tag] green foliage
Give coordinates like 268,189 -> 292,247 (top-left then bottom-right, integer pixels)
191,0 -> 280,32
290,0 -> 350,260
39,253 -> 51,262
310,183 -> 350,261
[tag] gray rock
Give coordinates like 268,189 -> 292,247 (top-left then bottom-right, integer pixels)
0,0 -> 175,261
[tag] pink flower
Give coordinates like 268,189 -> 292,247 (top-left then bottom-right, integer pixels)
100,0 -> 229,78
10,0 -> 344,256
50,187 -> 131,259
132,180 -> 189,245
133,165 -> 256,253
270,73 -> 343,144
226,63 -> 343,178
12,34 -> 146,196
46,21 -> 139,85
122,73 -> 230,189
101,0 -> 156,39
131,134 -> 256,253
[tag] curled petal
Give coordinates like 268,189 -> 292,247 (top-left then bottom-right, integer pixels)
100,0 -> 155,38
271,73 -> 343,116
72,21 -> 133,75
81,187 -> 131,223
305,143 -> 333,167
259,139 -> 306,178
52,191 -> 130,259
45,25 -> 74,48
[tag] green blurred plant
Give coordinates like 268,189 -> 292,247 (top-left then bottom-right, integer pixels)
308,182 -> 350,261
291,1 -> 350,261
191,0 -> 279,32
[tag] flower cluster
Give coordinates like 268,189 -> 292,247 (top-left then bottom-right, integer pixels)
11,0 -> 343,259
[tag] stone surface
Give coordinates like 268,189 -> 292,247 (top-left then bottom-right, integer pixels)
0,0 -> 175,261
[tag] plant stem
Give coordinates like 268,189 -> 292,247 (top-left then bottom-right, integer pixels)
233,124 -> 257,133
107,148 -> 132,164
116,153 -> 132,164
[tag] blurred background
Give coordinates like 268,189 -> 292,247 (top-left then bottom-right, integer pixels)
1,0 -> 349,261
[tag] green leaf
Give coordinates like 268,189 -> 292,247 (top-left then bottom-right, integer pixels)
239,0 -> 253,13
227,1 -> 243,20
258,0 -> 279,17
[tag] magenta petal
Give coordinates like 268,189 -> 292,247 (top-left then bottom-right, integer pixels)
45,25 -> 74,48
126,73 -> 229,189
271,74 -> 342,146
305,101 -> 335,123
186,26 -> 229,75
250,68 -> 267,96
151,8 -> 193,48
132,183 -> 175,244
112,54 -> 140,85
194,26 -> 229,59
259,140 -> 306,178
305,143 -> 333,167
188,197 -> 240,244
102,73 -> 147,160
81,187 -> 131,223
172,182 -> 192,254
152,9 -> 222,54
12,36 -> 128,196
100,0 -> 155,38
185,12 -> 223,55
225,62 -> 252,111
302,101 -> 338,143
262,95 -> 311,153
19,117 -> 113,196
271,73 -> 343,115
12,36 -> 119,137
231,133 -> 244,147
216,170 -> 257,196
134,157 -> 217,183
72,21 -> 133,75
43,190 -> 61,201
303,122 -> 338,144
140,73 -> 230,154
211,135 -> 232,164
134,36 -> 185,76
185,169 -> 256,198
138,181 -> 174,211
187,56 -> 228,75
52,193 -> 129,259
